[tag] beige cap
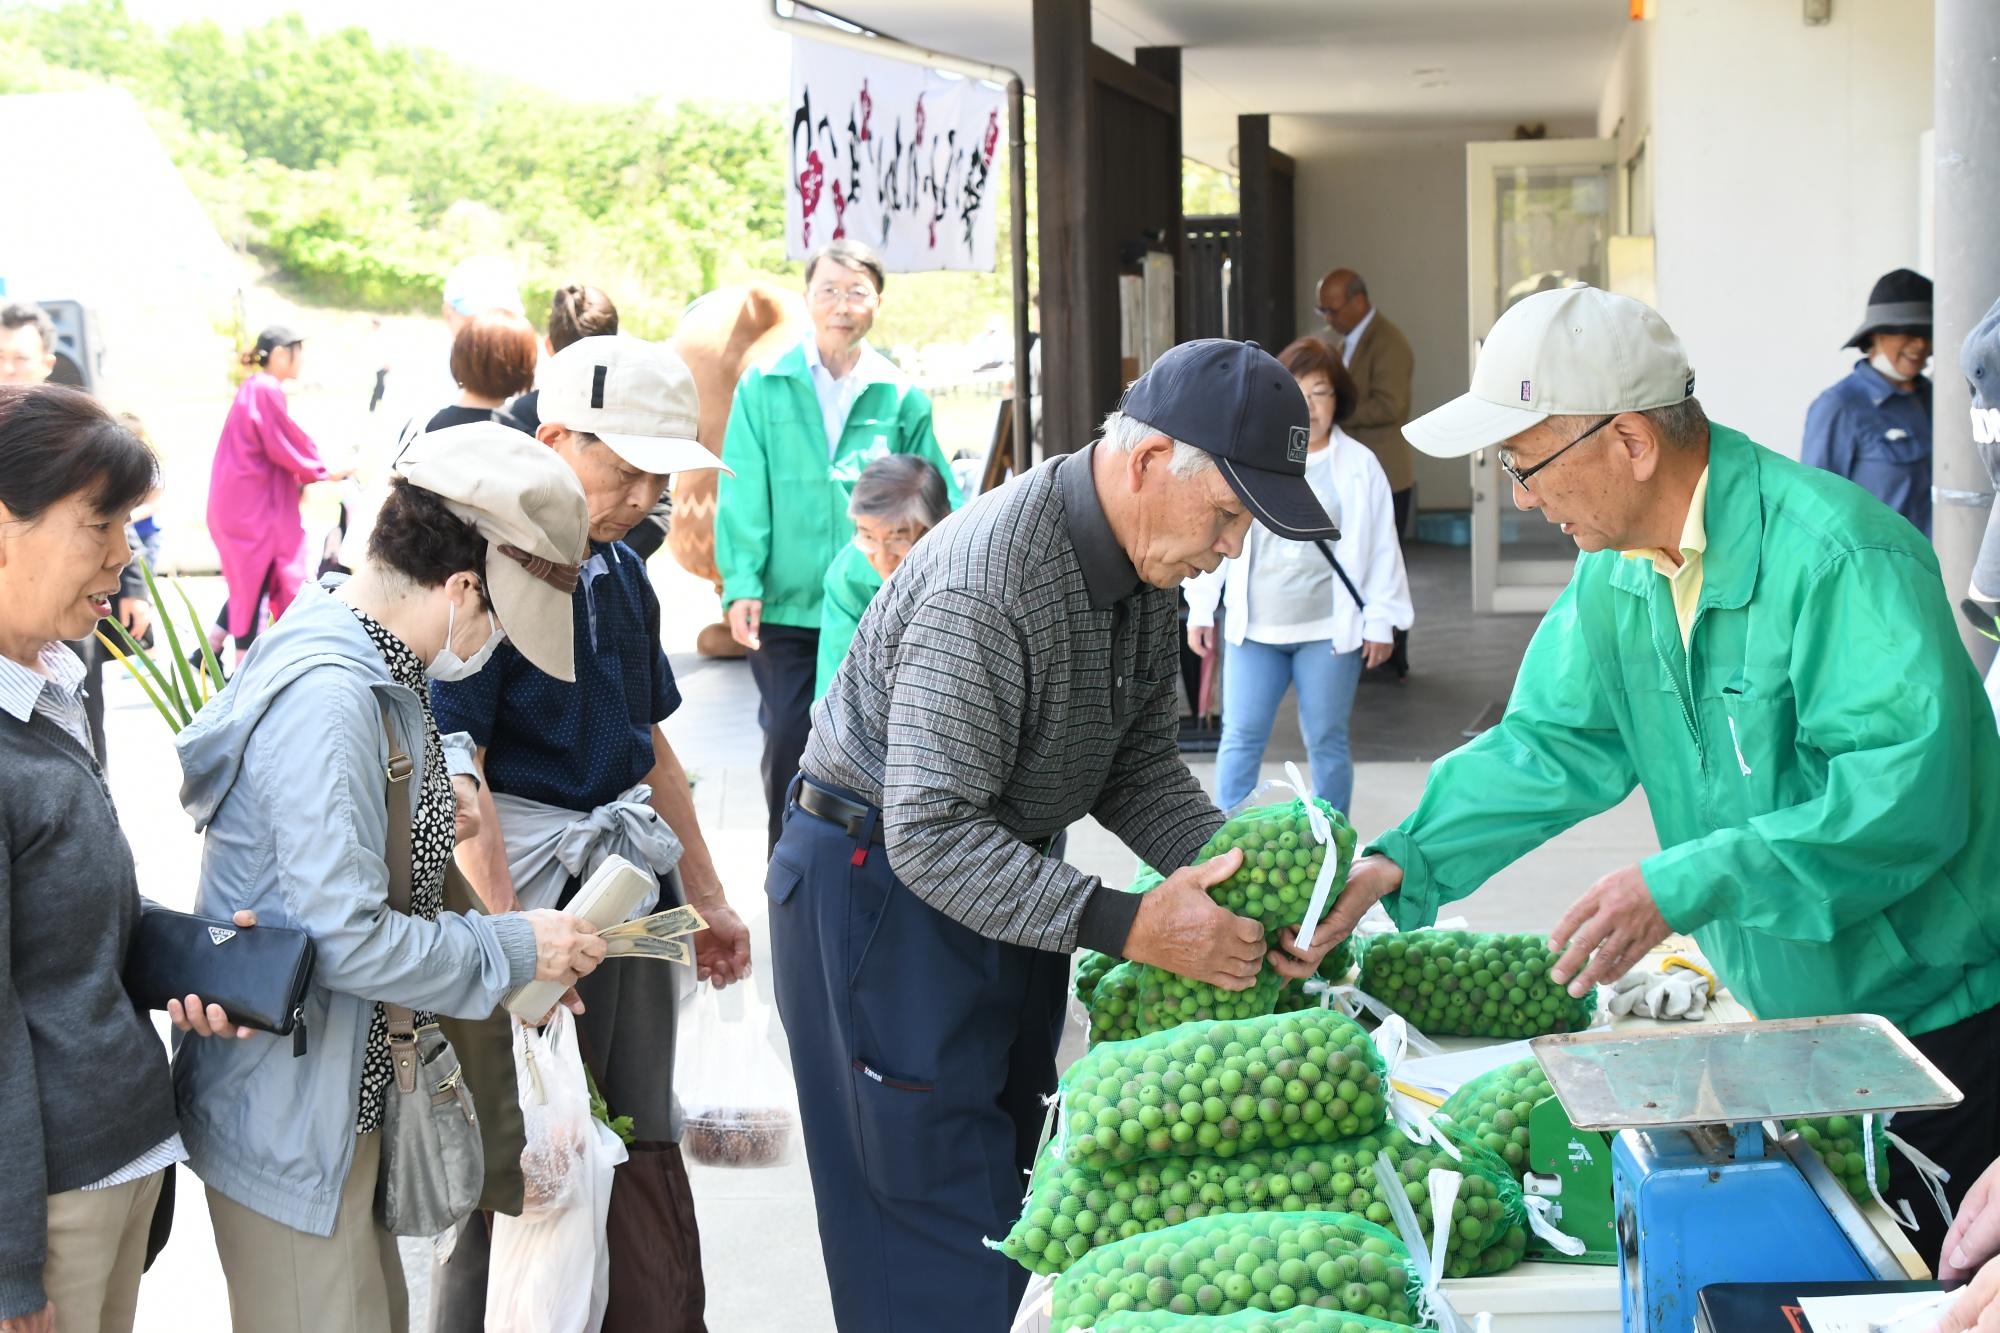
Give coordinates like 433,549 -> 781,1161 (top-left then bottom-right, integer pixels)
394,421 -> 591,681
537,334 -> 732,478
1404,286 -> 1696,458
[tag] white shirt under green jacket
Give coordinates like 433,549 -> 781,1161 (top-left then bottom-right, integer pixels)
716,339 -> 962,629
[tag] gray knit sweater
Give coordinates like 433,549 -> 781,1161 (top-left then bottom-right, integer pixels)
0,709 -> 179,1320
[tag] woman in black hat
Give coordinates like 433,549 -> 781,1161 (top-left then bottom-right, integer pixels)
206,326 -> 353,663
1802,268 -> 1934,535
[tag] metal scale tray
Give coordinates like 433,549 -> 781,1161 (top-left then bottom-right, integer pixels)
1528,1014 -> 1962,1132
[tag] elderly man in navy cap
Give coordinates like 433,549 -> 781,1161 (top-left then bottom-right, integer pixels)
769,339 -> 1345,1331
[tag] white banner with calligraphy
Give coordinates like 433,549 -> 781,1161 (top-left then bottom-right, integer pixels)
787,36 -> 1006,273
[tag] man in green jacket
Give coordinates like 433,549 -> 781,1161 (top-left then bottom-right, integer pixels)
1298,286 -> 2000,1268
716,239 -> 964,848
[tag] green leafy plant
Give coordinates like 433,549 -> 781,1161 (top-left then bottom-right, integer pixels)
94,556 -> 224,732
584,1062 -> 636,1146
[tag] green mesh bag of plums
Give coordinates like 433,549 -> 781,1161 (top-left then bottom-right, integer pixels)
1049,1212 -> 1422,1331
1195,796 -> 1357,935
1088,960 -> 1288,1046
1000,1121 -> 1522,1279
1784,1115 -> 1891,1204
1357,930 -> 1598,1039
1088,1304 -> 1418,1332
1057,1012 -> 1388,1171
1057,1012 -> 1389,1171
1081,797 -> 1358,1043
1434,1056 -> 1556,1178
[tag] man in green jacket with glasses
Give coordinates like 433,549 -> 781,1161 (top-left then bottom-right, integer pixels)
716,238 -> 963,848
1299,286 -> 2000,1269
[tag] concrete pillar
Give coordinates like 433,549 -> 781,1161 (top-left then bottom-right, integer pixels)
1933,0 -> 2000,667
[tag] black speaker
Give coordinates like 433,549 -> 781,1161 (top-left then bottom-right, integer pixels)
34,299 -> 101,393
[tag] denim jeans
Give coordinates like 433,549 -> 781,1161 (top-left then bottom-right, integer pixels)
1215,637 -> 1364,813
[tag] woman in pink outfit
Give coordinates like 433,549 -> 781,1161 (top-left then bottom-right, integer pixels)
206,326 -> 349,658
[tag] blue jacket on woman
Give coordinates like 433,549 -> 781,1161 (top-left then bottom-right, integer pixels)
171,579 -> 536,1237
1801,359 -> 1933,536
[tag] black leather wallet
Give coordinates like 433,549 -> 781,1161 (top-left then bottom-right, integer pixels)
125,908 -> 317,1056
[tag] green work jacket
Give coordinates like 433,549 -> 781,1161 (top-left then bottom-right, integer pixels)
1372,424 -> 2000,1037
715,341 -> 961,628
814,539 -> 885,701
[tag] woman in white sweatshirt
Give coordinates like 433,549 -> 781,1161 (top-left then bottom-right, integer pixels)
1186,336 -> 1413,813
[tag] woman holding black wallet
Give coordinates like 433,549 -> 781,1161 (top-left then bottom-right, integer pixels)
0,385 -> 258,1333
171,422 -> 608,1333
1184,338 -> 1414,814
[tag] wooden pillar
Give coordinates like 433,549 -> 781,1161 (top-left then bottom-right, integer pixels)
1032,0 -> 1096,455
1237,113 -> 1300,352
1135,46 -> 1186,347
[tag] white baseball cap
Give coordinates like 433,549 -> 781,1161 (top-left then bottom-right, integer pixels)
536,335 -> 732,478
1404,286 -> 1697,458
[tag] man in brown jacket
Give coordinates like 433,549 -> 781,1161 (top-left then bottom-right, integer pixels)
1316,267 -> 1414,674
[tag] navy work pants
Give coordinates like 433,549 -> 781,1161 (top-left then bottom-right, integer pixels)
767,784 -> 1068,1332
747,624 -> 819,852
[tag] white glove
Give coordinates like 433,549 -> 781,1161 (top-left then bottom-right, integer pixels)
1606,959 -> 1712,1020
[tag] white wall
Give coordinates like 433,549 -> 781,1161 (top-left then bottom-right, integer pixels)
1650,0 -> 1934,456
1281,117 -> 1592,509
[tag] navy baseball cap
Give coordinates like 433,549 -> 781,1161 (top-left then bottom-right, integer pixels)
1117,338 -> 1339,541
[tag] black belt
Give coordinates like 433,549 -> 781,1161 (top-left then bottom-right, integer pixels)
797,778 -> 886,843
796,778 -> 1062,856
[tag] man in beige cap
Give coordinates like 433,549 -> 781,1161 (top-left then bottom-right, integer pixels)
433,335 -> 742,1332
1300,285 -> 2000,1270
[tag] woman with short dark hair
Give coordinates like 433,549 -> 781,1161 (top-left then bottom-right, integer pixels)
426,311 -> 540,435
1185,336 -> 1413,814
172,421 -> 609,1333
0,384 -> 255,1333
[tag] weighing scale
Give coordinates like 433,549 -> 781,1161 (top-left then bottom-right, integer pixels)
1530,1016 -> 1962,1333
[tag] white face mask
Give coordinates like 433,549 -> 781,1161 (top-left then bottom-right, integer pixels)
1870,351 -> 1915,384
427,599 -> 505,681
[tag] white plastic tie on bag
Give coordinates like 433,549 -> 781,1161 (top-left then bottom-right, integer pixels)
1372,1155 -> 1475,1333
1277,762 -> 1347,947
1371,1014 -> 1461,1161
1858,1113 -> 1920,1231
1522,1194 -> 1589,1256
1886,1124 -> 1955,1230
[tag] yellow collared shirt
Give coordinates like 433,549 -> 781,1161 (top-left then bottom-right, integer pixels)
1622,467 -> 1710,647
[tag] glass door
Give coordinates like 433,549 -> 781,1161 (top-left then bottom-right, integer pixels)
1465,138 -> 1620,614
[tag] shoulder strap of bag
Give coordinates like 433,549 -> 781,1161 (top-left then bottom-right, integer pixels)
376,698 -> 422,1095
1312,539 -> 1367,611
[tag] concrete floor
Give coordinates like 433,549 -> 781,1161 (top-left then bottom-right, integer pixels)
115,544 -> 1660,1332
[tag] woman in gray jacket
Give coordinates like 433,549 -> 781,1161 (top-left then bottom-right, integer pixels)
0,385 -> 252,1333
173,422 -> 606,1333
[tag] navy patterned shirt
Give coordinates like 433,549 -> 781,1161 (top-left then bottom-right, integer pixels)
432,541 -> 681,812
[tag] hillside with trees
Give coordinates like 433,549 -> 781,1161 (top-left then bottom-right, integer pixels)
0,0 -> 1025,345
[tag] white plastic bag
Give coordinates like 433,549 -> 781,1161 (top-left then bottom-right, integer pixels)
675,978 -> 800,1168
486,1011 -> 627,1333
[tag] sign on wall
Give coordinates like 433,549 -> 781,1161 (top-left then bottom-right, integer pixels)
787,36 -> 1006,273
